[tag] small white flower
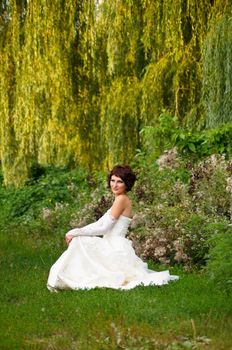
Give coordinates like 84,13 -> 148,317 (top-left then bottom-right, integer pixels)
42,208 -> 52,220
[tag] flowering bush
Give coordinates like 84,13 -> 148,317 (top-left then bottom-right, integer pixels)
35,152 -> 231,270
129,153 -> 232,268
1,151 -> 231,274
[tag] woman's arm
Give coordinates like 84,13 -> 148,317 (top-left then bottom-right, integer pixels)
65,211 -> 116,244
66,195 -> 129,244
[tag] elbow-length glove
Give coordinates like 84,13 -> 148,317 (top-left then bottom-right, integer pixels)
65,212 -> 117,237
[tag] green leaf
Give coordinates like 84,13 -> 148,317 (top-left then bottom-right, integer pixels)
188,143 -> 196,153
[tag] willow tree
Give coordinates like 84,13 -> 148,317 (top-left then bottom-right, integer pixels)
202,2 -> 232,127
1,0 -> 232,186
95,0 -> 144,167
0,0 -> 100,186
0,0 -> 23,185
71,0 -> 105,169
140,0 -> 212,127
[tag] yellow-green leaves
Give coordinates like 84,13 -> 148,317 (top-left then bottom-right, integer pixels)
0,0 -> 231,186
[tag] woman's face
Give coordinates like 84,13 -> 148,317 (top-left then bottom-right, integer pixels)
110,175 -> 126,196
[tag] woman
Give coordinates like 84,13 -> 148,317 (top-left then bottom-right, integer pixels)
47,165 -> 178,291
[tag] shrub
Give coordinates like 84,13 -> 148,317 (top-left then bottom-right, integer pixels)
129,153 -> 232,268
0,166 -> 94,238
206,225 -> 232,293
189,155 -> 232,219
1,141 -> 232,273
139,112 -> 232,162
8,166 -> 90,219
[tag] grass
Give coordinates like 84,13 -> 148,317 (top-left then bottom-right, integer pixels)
1,232 -> 232,350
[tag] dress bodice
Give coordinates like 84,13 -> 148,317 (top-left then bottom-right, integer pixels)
104,211 -> 132,238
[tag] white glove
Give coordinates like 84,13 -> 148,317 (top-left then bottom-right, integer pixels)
66,211 -> 117,237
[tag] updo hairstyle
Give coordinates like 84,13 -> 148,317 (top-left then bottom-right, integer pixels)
107,165 -> 136,192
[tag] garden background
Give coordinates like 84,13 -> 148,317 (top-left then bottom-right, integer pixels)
0,1 -> 232,349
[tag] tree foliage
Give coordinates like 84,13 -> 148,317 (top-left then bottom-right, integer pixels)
0,0 -> 232,185
203,7 -> 232,127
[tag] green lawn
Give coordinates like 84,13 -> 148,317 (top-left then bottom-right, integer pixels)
1,233 -> 232,350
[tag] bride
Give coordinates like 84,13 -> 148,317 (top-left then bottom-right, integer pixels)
47,165 -> 179,291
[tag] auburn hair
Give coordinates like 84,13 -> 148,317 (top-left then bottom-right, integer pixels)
107,165 -> 136,192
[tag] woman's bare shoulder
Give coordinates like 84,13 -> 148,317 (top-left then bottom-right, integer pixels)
111,195 -> 131,218
114,194 -> 129,203
111,195 -> 132,218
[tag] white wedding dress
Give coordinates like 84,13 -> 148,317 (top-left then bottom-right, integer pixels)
47,210 -> 179,291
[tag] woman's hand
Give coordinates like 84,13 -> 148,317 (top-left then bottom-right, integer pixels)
65,234 -> 74,245
65,228 -> 82,245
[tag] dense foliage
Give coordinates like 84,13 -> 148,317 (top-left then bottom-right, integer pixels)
1,144 -> 231,291
1,0 -> 232,185
203,10 -> 232,128
137,112 -> 232,162
1,5 -> 232,349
